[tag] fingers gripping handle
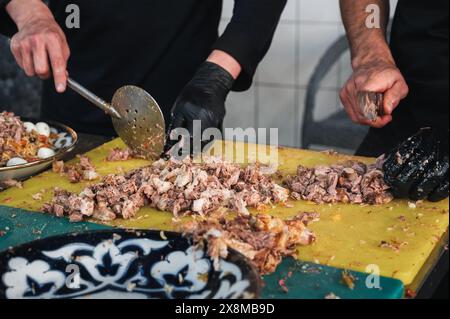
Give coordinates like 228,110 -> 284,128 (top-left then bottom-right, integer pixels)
8,37 -> 121,119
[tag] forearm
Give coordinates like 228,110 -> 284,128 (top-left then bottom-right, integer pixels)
6,0 -> 53,29
340,0 -> 393,68
206,50 -> 241,80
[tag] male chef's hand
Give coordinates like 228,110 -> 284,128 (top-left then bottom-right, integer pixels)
340,55 -> 409,128
6,0 -> 70,92
383,128 -> 449,202
166,51 -> 240,154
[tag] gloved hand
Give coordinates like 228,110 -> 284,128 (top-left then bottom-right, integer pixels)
165,62 -> 234,154
383,128 -> 449,202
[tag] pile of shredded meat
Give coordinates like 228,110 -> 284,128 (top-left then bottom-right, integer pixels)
0,112 -> 24,146
181,212 -> 319,275
52,155 -> 99,183
107,148 -> 137,161
43,156 -> 289,222
0,179 -> 23,191
284,157 -> 393,205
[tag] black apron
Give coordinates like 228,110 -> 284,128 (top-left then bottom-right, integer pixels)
357,0 -> 449,157
41,0 -> 222,136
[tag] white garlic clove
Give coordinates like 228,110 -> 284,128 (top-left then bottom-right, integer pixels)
50,127 -> 58,134
37,147 -> 56,159
6,157 -> 28,167
23,122 -> 37,133
35,122 -> 51,137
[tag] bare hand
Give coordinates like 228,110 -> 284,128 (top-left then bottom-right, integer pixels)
8,0 -> 70,93
340,58 -> 409,128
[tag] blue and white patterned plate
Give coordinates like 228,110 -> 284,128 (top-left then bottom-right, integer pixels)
0,230 -> 261,299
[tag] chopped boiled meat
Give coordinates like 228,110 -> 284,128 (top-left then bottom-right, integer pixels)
43,156 -> 289,222
52,155 -> 99,183
0,112 -> 24,144
284,157 -> 393,205
52,160 -> 65,174
0,179 -> 23,189
181,212 -> 319,275
359,92 -> 383,122
0,112 -> 25,166
107,148 -> 137,161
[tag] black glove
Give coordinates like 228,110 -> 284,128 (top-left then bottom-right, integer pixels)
383,128 -> 449,202
165,62 -> 234,154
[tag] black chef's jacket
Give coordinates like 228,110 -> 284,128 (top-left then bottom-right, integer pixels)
0,0 -> 286,136
357,0 -> 449,157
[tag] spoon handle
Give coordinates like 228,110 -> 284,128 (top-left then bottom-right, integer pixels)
67,78 -> 121,119
7,37 -> 121,119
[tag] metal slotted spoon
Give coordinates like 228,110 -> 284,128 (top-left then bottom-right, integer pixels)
67,78 -> 165,159
7,37 -> 164,159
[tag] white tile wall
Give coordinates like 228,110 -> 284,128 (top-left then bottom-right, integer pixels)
314,89 -> 341,122
298,23 -> 341,87
299,0 -> 341,23
223,86 -> 256,136
222,0 -> 399,150
257,87 -> 298,147
222,0 -> 234,19
280,0 -> 298,22
258,24 -> 297,86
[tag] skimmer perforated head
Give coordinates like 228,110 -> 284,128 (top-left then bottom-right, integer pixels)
111,86 -> 165,159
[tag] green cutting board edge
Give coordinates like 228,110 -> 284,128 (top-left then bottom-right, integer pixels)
0,206 -> 109,249
262,258 -> 404,299
0,206 -> 404,299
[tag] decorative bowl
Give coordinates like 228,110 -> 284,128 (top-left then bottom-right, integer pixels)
0,229 -> 261,299
0,120 -> 78,182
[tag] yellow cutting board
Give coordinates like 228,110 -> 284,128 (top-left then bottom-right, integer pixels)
0,139 -> 448,287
